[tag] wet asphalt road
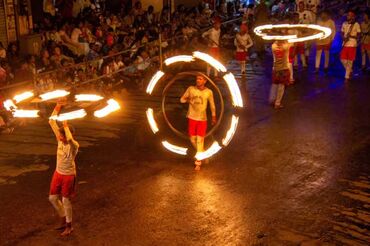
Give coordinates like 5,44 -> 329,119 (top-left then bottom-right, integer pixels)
0,50 -> 369,245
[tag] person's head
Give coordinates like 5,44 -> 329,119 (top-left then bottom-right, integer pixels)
196,75 -> 207,88
347,10 -> 356,23
298,1 -> 304,12
320,11 -> 330,21
240,24 -> 248,34
58,125 -> 75,143
54,46 -> 61,56
148,5 -> 154,14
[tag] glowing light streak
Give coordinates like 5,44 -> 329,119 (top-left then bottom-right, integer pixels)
195,141 -> 222,161
94,99 -> 120,118
13,91 -> 34,103
164,55 -> 194,66
222,115 -> 239,146
146,108 -> 159,134
162,141 -> 188,155
75,94 -> 104,102
254,24 -> 332,43
40,90 -> 70,101
3,99 -> 17,111
223,73 -> 243,107
146,71 -> 164,95
193,51 -> 227,72
13,109 -> 39,118
50,109 -> 87,121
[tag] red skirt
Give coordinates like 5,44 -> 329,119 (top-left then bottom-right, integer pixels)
361,43 -> 370,51
340,47 -> 356,61
272,69 -> 290,85
235,51 -> 247,61
296,42 -> 305,54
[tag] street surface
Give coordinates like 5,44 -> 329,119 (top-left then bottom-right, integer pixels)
0,49 -> 369,245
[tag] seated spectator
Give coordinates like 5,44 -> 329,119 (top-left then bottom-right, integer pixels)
50,46 -> 74,68
37,49 -> 53,72
14,60 -> 33,83
7,42 -> 21,69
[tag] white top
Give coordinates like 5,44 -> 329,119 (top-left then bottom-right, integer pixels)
316,19 -> 336,45
272,42 -> 291,71
181,86 -> 216,121
234,33 -> 253,52
202,28 -> 220,48
56,141 -> 79,175
298,10 -> 315,24
341,22 -> 361,47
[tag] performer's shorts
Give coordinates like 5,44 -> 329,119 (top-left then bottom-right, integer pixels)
340,47 -> 356,61
361,43 -> 370,51
209,47 -> 220,59
317,44 -> 331,51
50,171 -> 76,198
272,69 -> 290,85
235,51 -> 247,61
296,43 -> 305,54
188,118 -> 207,137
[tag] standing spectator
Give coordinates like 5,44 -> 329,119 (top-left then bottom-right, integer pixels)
202,17 -> 221,76
315,10 -> 336,73
361,11 -> 370,70
341,10 -> 361,81
234,24 -> 253,74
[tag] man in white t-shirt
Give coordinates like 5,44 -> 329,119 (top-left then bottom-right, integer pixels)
341,10 -> 361,81
315,10 -> 336,73
180,75 -> 216,170
48,101 -> 79,236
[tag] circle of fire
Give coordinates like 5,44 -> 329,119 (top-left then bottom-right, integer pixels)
253,24 -> 332,43
145,51 -> 244,161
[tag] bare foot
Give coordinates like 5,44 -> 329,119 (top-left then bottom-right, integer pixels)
60,227 -> 73,236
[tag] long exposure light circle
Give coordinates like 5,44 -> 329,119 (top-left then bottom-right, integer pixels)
145,52 -> 244,160
254,24 -> 332,43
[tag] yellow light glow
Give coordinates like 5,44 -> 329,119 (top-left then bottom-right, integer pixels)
3,99 -> 18,111
223,73 -> 243,107
93,99 -> 121,118
164,55 -> 195,66
193,51 -> 227,72
195,141 -> 222,161
146,108 -> 159,134
222,115 -> 239,146
13,91 -> 34,103
146,71 -> 164,95
50,109 -> 87,121
75,94 -> 104,102
254,24 -> 332,43
13,109 -> 39,118
162,141 -> 188,155
40,90 -> 70,101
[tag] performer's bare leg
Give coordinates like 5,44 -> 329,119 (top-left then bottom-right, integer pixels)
362,50 -> 369,69
275,84 -> 285,108
324,50 -> 330,70
49,195 -> 66,229
190,136 -> 197,149
60,197 -> 73,236
315,49 -> 323,71
341,59 -> 353,80
240,61 -> 246,74
194,136 -> 204,171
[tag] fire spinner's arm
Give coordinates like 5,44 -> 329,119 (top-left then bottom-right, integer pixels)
180,87 -> 191,103
49,104 -> 61,140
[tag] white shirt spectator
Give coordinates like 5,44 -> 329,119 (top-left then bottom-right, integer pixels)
341,22 -> 361,47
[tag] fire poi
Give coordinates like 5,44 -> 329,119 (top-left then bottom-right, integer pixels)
145,51 -> 243,162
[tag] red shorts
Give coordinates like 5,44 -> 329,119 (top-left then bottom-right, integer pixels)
340,47 -> 356,61
296,43 -> 305,54
235,51 -> 247,61
288,46 -> 295,63
50,171 -> 76,198
317,44 -> 331,51
188,119 -> 207,137
209,47 -> 220,59
272,69 -> 290,85
361,43 -> 370,51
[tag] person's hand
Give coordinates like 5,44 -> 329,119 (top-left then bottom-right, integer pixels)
62,120 -> 68,127
211,116 -> 217,126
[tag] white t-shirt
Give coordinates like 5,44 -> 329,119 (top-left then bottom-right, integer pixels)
272,42 -> 290,71
341,22 -> 361,47
202,27 -> 220,47
181,86 -> 216,121
56,141 -> 79,175
298,10 -> 315,24
234,33 -> 253,52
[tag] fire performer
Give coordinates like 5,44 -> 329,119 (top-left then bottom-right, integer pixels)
315,10 -> 336,73
180,75 -> 216,171
361,11 -> 370,70
48,101 -> 79,236
269,39 -> 291,109
341,10 -> 361,81
202,17 -> 221,77
234,24 -> 253,75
